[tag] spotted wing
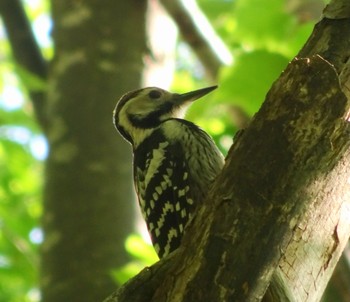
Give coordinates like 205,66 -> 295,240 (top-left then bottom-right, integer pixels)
134,138 -> 193,258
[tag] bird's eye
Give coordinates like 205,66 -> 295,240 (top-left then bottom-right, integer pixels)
148,90 -> 162,99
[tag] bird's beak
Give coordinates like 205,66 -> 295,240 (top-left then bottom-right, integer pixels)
175,85 -> 218,104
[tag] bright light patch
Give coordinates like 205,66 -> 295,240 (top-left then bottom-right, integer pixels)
0,255 -> 10,268
0,126 -> 31,144
0,86 -> 24,110
220,135 -> 233,151
207,119 -> 225,135
181,0 -> 233,65
30,135 -> 48,160
27,287 -> 41,302
0,127 -> 48,160
29,227 -> 43,244
33,14 -> 53,48
23,0 -> 41,7
125,234 -> 158,263
197,118 -> 225,135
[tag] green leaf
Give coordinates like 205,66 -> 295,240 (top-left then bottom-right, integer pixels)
110,234 -> 158,285
14,65 -> 47,92
233,0 -> 296,51
124,234 -> 158,263
219,49 -> 289,115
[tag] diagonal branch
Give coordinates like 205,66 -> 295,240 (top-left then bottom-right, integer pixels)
0,0 -> 48,129
159,0 -> 230,80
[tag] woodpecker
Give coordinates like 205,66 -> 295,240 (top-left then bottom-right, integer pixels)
113,86 -> 224,258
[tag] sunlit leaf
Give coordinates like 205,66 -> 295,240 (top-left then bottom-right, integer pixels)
111,234 -> 158,285
14,65 -> 47,92
125,234 -> 158,264
219,49 -> 289,115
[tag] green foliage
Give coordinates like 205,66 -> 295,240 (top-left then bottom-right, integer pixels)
219,50 -> 289,115
0,137 -> 42,302
111,234 -> 158,285
0,1 -> 46,301
14,65 -> 47,92
187,0 -> 316,153
0,0 -> 332,300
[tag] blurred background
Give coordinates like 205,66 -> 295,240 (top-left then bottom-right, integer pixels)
0,0 -> 349,301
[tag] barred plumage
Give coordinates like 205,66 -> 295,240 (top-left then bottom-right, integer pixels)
113,86 -> 224,258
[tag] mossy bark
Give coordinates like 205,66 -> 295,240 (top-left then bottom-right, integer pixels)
41,1 -> 147,301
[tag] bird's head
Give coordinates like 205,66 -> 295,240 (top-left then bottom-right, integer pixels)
113,86 -> 217,146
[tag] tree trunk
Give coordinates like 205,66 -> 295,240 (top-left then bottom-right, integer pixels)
105,1 -> 350,301
41,1 -> 147,301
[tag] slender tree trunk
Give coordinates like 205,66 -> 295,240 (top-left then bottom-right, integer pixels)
41,1 -> 147,301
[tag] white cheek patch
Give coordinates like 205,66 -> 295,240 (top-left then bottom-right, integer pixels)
117,104 -> 153,147
127,97 -> 157,116
117,105 -> 131,131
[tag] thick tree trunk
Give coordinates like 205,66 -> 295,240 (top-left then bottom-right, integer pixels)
278,4 -> 350,300
105,1 -> 350,301
41,1 -> 147,301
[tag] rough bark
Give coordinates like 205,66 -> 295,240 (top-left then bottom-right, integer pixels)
105,1 -> 350,301
40,1 -> 147,301
278,3 -> 350,300
322,243 -> 350,301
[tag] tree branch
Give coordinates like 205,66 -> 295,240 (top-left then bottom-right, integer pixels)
0,0 -> 48,128
159,0 -> 229,80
